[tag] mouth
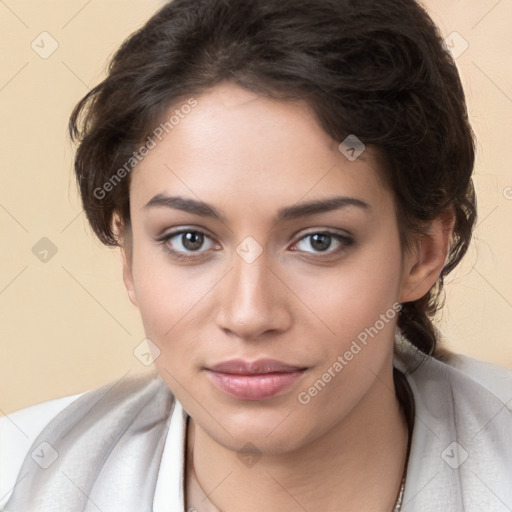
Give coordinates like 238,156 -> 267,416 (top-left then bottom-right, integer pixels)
205,359 -> 308,400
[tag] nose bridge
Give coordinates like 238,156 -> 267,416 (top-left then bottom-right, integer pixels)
228,252 -> 272,315
216,250 -> 289,338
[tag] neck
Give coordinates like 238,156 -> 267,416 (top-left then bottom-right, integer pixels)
187,363 -> 410,512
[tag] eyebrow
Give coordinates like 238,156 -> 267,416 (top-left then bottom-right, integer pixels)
143,193 -> 370,223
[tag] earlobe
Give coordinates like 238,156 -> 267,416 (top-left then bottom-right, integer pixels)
399,208 -> 455,303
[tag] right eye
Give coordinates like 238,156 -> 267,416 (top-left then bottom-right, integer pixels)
157,228 -> 220,260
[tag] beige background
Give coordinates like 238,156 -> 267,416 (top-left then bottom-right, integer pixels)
0,0 -> 511,415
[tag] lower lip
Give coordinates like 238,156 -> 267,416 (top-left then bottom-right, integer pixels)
206,370 -> 306,400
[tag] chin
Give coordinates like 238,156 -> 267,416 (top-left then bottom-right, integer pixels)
199,405 -> 317,454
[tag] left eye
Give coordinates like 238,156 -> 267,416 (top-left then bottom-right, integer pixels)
293,232 -> 351,254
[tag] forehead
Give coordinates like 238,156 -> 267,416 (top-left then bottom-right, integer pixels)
129,82 -> 391,215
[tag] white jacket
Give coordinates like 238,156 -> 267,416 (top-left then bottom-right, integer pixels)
1,334 -> 512,511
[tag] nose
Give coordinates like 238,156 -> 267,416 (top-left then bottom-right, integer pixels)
215,252 -> 292,341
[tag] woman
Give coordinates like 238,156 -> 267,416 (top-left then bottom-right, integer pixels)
2,0 -> 511,510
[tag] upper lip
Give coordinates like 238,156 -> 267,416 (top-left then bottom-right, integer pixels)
208,359 -> 306,375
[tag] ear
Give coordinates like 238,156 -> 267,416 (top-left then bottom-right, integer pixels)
400,208 -> 455,303
114,214 -> 138,308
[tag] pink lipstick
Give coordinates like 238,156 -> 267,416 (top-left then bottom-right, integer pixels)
206,359 -> 307,400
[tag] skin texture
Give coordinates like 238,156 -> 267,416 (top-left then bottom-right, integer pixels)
120,82 -> 454,511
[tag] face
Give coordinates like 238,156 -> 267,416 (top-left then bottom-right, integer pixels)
121,82 -> 432,455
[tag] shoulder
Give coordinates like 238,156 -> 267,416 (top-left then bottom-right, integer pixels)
396,334 -> 512,453
0,371 -> 174,511
444,351 -> 512,404
396,337 -> 512,509
0,392 -> 86,508
395,332 -> 512,405
422,349 -> 512,408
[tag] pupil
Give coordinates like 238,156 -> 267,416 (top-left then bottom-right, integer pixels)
311,234 -> 331,251
183,232 -> 203,250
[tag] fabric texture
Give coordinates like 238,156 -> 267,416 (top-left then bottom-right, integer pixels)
2,330 -> 512,511
2,371 -> 175,512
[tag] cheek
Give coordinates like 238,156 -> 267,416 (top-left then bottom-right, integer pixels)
292,240 -> 403,346
129,237 -> 209,342
291,251 -> 403,434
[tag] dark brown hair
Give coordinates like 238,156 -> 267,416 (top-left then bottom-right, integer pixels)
69,0 -> 477,361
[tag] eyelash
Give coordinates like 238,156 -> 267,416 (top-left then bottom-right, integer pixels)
156,228 -> 354,261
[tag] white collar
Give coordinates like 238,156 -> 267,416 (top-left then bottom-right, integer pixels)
153,399 -> 187,511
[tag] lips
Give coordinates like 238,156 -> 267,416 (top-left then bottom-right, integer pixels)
209,359 -> 305,375
206,359 -> 307,400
